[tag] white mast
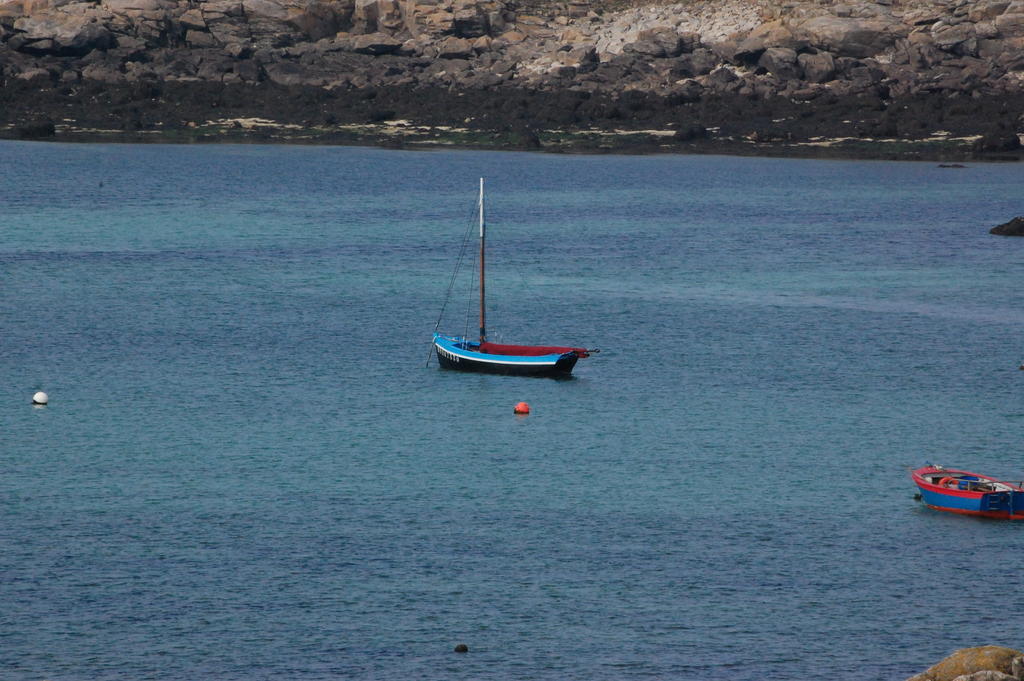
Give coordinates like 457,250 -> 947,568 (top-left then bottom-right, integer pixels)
478,178 -> 486,344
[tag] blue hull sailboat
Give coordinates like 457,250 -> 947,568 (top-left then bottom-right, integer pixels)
431,179 -> 595,378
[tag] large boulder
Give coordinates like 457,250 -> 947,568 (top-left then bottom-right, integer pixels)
12,15 -> 116,56
288,3 -> 348,40
798,51 -> 835,82
436,35 -> 473,58
735,20 -> 803,62
81,61 -> 125,82
708,36 -> 745,65
101,0 -> 174,13
623,37 -> 668,58
797,15 -> 907,58
351,31 -> 401,54
996,13 -> 1024,37
201,1 -> 252,46
907,646 -> 1024,680
757,46 -> 799,79
933,23 -> 977,56
990,216 -> 1024,235
243,0 -> 309,47
636,26 -> 685,57
705,65 -> 737,87
969,0 -> 1012,22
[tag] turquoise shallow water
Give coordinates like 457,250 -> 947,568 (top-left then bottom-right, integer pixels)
3,141 -> 1024,681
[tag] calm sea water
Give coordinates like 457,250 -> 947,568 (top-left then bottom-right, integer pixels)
3,141 -> 1024,681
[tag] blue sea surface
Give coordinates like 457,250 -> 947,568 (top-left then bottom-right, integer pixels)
3,141 -> 1024,681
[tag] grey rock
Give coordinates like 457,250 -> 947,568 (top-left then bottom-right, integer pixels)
706,65 -> 737,86
689,48 -> 719,75
12,15 -> 116,56
996,13 -> 1024,36
437,36 -> 473,59
82,61 -> 125,82
263,61 -> 331,86
708,38 -> 743,65
623,39 -> 666,58
203,1 -> 245,19
178,8 -> 207,31
735,21 -> 803,62
16,66 -> 53,82
637,27 -> 685,57
288,4 -> 346,41
797,15 -> 906,58
196,53 -> 235,79
968,1 -> 1012,22
17,38 -> 57,56
976,20 -> 1001,39
670,78 -> 703,102
65,22 -> 116,55
933,23 -> 976,51
116,35 -> 149,53
845,61 -> 886,83
982,36 -> 1024,59
757,46 -> 799,79
102,0 -> 174,13
798,51 -> 835,82
223,41 -> 253,58
351,32 -> 401,54
186,29 -> 220,48
242,0 -> 289,21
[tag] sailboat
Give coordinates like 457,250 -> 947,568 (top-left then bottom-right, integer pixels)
432,179 -> 596,378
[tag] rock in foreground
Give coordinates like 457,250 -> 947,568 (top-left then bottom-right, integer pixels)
991,217 -> 1024,236
908,646 -> 1024,681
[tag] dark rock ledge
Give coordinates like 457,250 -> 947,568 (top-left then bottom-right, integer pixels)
1,0 -> 1024,160
991,216 -> 1024,235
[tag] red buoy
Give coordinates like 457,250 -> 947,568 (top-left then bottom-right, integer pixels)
514,401 -> 530,414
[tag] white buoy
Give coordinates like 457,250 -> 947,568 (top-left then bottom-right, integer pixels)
32,391 -> 48,405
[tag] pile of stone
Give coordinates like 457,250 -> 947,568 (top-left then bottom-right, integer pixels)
0,0 -> 1022,144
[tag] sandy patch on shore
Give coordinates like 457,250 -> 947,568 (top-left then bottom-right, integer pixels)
206,117 -> 304,130
564,128 -> 678,137
795,134 -> 982,147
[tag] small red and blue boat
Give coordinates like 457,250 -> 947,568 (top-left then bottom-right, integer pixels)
911,464 -> 1024,520
433,334 -> 590,377
431,179 -> 596,378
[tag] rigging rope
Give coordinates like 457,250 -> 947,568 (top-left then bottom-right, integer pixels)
426,198 -> 481,367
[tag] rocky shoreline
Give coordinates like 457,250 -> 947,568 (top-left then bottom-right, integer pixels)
2,0 -> 1024,160
4,77 -> 1022,160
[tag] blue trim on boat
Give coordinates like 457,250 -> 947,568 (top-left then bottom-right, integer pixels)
911,465 -> 1024,519
433,333 -> 567,366
919,488 -> 986,513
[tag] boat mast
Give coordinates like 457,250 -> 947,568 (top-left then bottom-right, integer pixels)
478,177 -> 486,344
